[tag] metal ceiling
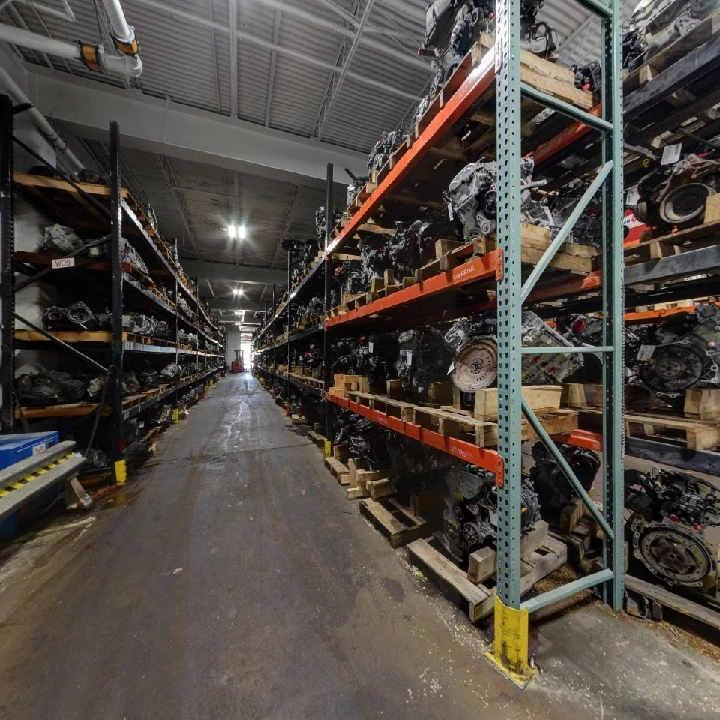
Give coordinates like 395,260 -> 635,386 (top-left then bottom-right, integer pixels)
1,0 -> 639,309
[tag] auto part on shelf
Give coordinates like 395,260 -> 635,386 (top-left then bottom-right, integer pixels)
334,411 -> 391,470
529,441 -> 601,517
388,220 -> 446,280
633,154 -> 720,232
43,302 -> 108,332
387,434 -> 456,498
41,224 -> 85,254
444,311 -> 583,393
570,61 -> 602,93
627,303 -> 720,401
15,370 -> 88,406
332,259 -> 364,307
177,329 -> 198,346
367,131 -> 405,179
159,362 -> 182,381
549,179 -> 604,248
315,206 -> 341,243
622,0 -> 719,71
396,328 -> 454,401
445,157 -> 550,240
416,1 -> 558,129
626,466 -> 720,589
345,169 -> 369,207
440,463 -> 541,564
358,232 -> 394,285
149,403 -> 173,426
178,296 -> 194,319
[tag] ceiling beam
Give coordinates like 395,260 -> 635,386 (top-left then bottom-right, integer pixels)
26,69 -> 367,185
265,7 -> 281,127
132,0 -> 422,99
182,259 -> 286,285
229,0 -> 238,118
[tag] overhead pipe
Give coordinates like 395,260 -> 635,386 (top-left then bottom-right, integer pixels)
0,23 -> 141,77
99,0 -> 139,56
0,63 -> 83,171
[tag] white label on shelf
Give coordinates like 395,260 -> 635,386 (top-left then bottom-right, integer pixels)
368,342 -> 373,353
637,344 -> 656,362
51,257 -> 75,269
661,143 -> 682,166
625,186 -> 640,207
32,442 -> 47,455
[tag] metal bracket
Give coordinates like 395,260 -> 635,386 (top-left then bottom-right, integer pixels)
495,247 -> 504,280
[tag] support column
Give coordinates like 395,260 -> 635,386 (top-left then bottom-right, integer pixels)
0,96 -> 14,433
109,121 -> 126,485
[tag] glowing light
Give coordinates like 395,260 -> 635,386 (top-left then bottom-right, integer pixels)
228,225 -> 237,239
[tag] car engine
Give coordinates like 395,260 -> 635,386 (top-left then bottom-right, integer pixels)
633,153 -> 720,232
396,328 -> 455,401
627,304 -> 720,403
529,441 -> 601,518
445,157 -> 550,240
626,466 -> 720,589
444,311 -> 583,395
440,463 -> 541,564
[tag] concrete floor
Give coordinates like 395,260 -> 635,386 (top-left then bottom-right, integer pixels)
0,373 -> 719,720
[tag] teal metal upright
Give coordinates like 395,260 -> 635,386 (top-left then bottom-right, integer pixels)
488,0 -> 624,685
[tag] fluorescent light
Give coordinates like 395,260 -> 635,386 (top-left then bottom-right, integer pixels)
228,225 -> 237,239
238,225 -> 247,240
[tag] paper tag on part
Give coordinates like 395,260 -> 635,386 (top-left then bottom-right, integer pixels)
51,257 -> 75,269
661,143 -> 682,166
637,344 -> 656,362
625,186 -> 640,207
448,362 -> 455,375
368,342 -> 374,353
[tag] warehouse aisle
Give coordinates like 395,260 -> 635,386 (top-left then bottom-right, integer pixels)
0,373 -> 719,720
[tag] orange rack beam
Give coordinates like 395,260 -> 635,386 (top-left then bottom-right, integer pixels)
325,252 -> 500,329
327,392 -> 503,474
624,306 -> 696,323
327,394 -> 604,471
327,52 -> 497,256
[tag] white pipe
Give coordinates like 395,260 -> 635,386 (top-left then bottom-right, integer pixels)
0,23 -> 142,77
99,0 -> 134,44
0,63 -> 84,171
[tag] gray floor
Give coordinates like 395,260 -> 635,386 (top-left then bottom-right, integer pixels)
0,373 -> 718,720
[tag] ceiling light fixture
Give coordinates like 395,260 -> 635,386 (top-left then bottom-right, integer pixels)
238,224 -> 247,240
228,225 -> 237,239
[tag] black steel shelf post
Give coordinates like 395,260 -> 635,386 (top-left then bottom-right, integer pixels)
172,253 -> 180,424
0,95 -> 14,432
286,249 -> 291,412
109,121 -> 126,485
323,163 -> 333,442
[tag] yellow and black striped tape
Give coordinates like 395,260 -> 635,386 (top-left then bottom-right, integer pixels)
0,452 -> 74,498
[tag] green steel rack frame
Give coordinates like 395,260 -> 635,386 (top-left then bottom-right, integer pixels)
488,0 -> 624,685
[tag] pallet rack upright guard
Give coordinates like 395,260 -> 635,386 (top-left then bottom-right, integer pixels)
488,0 -> 624,684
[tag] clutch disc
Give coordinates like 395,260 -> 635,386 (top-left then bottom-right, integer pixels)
633,521 -> 713,587
660,183 -> 715,226
452,338 -> 497,392
639,344 -> 704,393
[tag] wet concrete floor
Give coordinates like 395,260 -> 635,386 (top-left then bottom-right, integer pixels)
0,373 -> 718,719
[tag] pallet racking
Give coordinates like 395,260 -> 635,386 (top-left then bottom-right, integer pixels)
255,1 -> 720,676
251,0 -> 630,683
0,99 -> 225,485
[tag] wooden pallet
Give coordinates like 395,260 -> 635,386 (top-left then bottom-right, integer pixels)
562,383 -> 602,409
473,385 -> 562,420
359,497 -> 434,547
407,535 -> 568,623
685,388 -> 720,421
625,575 -> 720,633
582,408 -> 720,450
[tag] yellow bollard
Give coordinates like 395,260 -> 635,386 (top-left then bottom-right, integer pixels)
324,440 -> 332,458
114,458 -> 127,486
172,408 -> 180,424
484,596 -> 536,687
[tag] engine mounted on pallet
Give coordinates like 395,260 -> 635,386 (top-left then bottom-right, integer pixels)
627,303 -> 720,402
440,463 -> 541,564
444,311 -> 583,396
626,467 -> 720,591
445,157 -> 550,240
632,153 -> 720,232
367,131 -> 405,179
386,434 -> 456,499
622,0 -> 719,71
396,328 -> 454,401
334,411 -> 390,470
549,179 -> 604,248
529,441 -> 601,518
